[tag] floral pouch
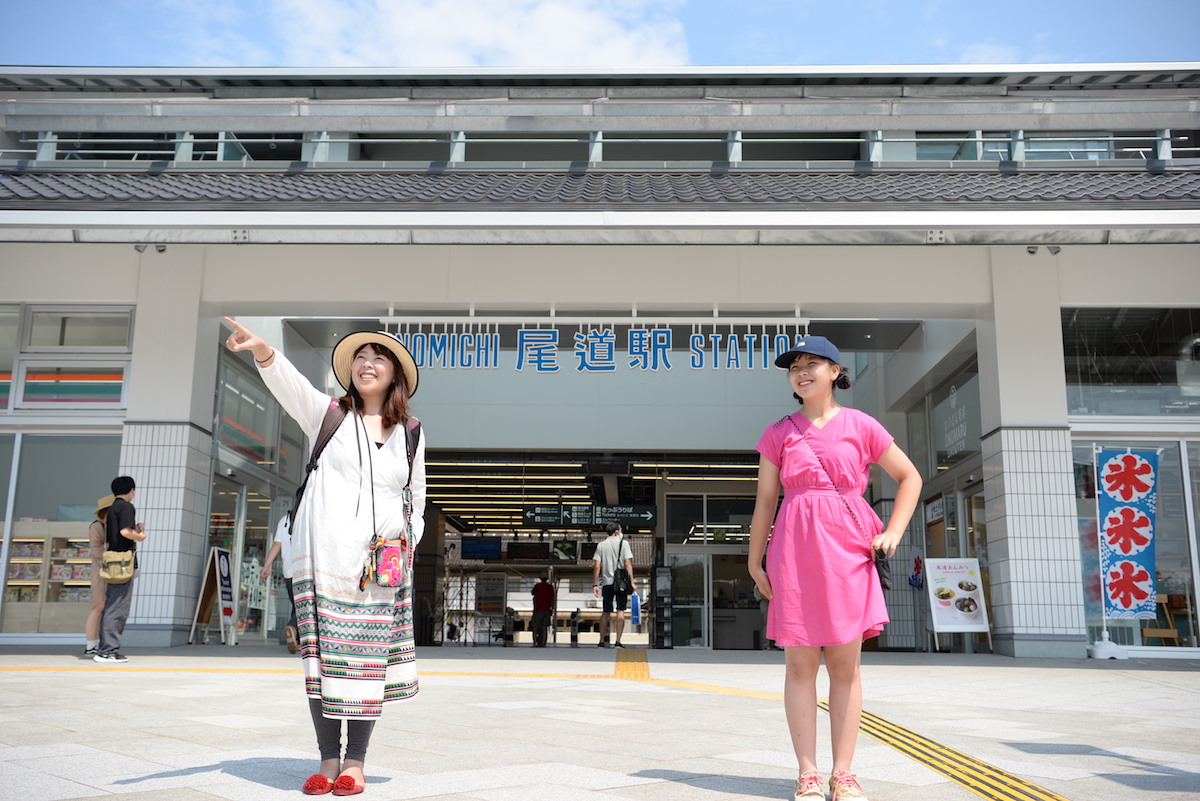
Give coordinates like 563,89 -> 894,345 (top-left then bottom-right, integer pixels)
359,487 -> 414,591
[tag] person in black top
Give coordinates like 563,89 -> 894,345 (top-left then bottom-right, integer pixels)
94,476 -> 147,664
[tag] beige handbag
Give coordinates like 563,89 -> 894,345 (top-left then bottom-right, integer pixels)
99,549 -> 135,584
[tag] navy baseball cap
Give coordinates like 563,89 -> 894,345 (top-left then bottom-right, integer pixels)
774,335 -> 841,368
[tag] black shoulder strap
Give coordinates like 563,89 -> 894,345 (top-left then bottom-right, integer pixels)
289,399 -> 349,525
403,417 -> 422,489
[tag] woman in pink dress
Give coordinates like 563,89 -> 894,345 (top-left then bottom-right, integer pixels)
748,336 -> 921,801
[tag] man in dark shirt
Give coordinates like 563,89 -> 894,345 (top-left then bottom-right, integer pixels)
530,575 -> 555,647
94,476 -> 146,664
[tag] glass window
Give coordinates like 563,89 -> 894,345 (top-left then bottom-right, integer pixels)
915,132 -> 1006,160
1072,440 -> 1198,648
278,414 -> 305,481
1063,308 -> 1200,416
1024,132 -> 1114,160
703,495 -> 756,543
217,359 -> 278,467
666,493 -> 757,545
3,435 -> 121,633
665,495 -> 705,545
17,364 -> 126,407
26,308 -> 132,350
0,305 -> 17,410
930,363 -> 981,472
0,434 -> 13,518
907,399 -> 932,480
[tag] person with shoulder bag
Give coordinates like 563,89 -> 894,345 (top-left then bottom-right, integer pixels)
747,336 -> 921,801
225,318 -> 426,797
84,494 -> 114,656
592,522 -> 636,648
94,476 -> 146,664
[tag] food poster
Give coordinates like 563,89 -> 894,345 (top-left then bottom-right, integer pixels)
925,558 -> 990,633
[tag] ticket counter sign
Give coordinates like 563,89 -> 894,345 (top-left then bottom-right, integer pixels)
925,558 -> 990,634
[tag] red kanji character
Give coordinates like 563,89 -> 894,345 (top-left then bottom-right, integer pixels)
1106,561 -> 1152,609
1101,454 -> 1154,502
1103,507 -> 1152,556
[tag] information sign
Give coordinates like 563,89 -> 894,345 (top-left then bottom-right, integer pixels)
520,504 -> 657,528
189,546 -> 235,645
925,558 -> 990,634
474,572 -> 507,617
593,505 -> 657,526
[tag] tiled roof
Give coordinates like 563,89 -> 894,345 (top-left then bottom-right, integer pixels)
2,169 -> 1198,212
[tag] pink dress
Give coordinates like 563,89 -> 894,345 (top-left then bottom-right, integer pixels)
756,408 -> 893,647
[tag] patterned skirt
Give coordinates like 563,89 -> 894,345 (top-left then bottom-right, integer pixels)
293,574 -> 418,720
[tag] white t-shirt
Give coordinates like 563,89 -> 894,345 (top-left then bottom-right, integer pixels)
273,516 -> 293,579
593,535 -> 633,586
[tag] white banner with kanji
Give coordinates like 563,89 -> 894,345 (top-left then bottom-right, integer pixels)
1096,449 -> 1158,620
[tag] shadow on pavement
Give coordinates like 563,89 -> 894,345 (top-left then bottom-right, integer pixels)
1007,743 -> 1200,793
631,768 -> 790,798
111,756 -> 394,791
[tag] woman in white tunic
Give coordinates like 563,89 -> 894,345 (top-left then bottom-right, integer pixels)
225,319 -> 426,797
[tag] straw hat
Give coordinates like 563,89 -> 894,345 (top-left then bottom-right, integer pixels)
331,331 -> 419,397
93,495 -> 115,516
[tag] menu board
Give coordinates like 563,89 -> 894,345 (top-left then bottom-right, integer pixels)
925,558 -> 990,634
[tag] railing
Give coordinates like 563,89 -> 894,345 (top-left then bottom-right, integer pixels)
2,130 -> 1195,164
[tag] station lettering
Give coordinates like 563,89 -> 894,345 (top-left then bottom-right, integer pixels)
400,328 -> 814,372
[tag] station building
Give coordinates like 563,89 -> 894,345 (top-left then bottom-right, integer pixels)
1,63 -> 1198,658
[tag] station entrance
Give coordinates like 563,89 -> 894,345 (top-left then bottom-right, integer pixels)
428,449 -> 763,649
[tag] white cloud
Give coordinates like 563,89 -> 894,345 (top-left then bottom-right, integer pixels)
265,0 -> 690,68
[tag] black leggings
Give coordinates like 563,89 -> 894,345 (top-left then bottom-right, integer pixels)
308,698 -> 376,763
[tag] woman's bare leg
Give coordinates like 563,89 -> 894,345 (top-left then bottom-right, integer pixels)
783,645 -> 823,774
822,638 -> 864,773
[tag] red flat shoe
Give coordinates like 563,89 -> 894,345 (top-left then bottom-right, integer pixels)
332,774 -> 365,796
303,773 -> 334,795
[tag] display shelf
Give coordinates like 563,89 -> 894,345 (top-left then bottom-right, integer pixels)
3,522 -> 95,632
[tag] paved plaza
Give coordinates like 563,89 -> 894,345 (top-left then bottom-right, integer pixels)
1,645 -> 1198,801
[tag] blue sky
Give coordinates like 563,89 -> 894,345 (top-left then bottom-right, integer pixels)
2,0 -> 1196,68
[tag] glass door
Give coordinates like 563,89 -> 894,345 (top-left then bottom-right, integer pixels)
964,486 -> 992,651
668,553 -> 708,647
206,475 -> 277,644
711,554 -> 761,649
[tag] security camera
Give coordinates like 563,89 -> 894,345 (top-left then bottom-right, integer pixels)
155,244 -> 167,253
224,468 -> 236,477
1026,245 -> 1038,255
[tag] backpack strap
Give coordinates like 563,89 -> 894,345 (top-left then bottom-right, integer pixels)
289,399 -> 348,526
402,417 -> 421,490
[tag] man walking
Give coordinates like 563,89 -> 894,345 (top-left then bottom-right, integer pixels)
592,523 -> 636,648
94,476 -> 146,664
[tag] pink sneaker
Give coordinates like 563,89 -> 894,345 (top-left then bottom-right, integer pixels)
829,771 -> 868,801
794,771 -> 826,801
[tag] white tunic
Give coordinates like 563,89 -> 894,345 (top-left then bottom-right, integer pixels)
258,352 -> 426,719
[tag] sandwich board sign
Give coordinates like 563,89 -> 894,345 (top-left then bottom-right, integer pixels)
925,558 -> 991,636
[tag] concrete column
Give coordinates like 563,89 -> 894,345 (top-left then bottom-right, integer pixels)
588,132 -> 603,163
174,132 -> 195,162
975,247 -> 1087,658
121,246 -> 219,646
302,132 -> 354,162
36,131 -> 57,161
865,130 -> 916,162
